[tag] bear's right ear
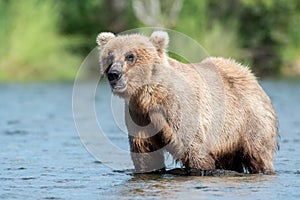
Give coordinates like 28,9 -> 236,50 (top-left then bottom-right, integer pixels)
96,32 -> 115,49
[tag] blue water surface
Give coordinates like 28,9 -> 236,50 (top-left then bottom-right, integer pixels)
0,79 -> 299,200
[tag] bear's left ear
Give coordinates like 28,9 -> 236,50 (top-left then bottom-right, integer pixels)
150,31 -> 169,53
96,32 -> 115,49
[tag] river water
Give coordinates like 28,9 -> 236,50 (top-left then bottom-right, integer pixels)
1,79 -> 299,199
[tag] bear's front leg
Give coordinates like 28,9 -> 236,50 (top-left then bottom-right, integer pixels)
128,135 -> 166,173
125,103 -> 167,173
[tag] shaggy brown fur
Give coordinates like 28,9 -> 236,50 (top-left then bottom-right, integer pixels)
96,31 -> 279,174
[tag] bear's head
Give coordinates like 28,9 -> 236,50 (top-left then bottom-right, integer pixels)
96,31 -> 169,99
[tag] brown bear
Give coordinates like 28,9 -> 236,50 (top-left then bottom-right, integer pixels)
96,31 -> 279,174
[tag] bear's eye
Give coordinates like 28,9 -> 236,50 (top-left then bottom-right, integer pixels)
125,53 -> 135,63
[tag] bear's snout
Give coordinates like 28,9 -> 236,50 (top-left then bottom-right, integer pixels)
106,62 -> 127,92
107,69 -> 122,82
107,61 -> 123,83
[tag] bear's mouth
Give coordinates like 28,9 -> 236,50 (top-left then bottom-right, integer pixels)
110,81 -> 127,92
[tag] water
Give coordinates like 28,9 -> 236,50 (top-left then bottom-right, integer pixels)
0,79 -> 300,199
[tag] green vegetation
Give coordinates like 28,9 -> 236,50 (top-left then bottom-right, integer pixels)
0,0 -> 300,81
176,0 -> 300,76
0,0 -> 82,81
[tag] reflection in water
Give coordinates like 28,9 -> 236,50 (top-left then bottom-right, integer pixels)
107,172 -> 279,199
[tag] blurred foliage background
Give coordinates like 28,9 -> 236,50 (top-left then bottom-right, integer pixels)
0,0 -> 300,81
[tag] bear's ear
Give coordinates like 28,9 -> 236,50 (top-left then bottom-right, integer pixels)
96,32 -> 115,49
150,31 -> 169,52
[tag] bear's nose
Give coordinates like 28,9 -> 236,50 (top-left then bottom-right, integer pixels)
107,70 -> 122,82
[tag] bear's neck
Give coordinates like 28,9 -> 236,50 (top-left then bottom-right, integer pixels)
127,84 -> 169,113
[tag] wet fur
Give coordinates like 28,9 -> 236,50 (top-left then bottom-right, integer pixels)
97,31 -> 279,174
